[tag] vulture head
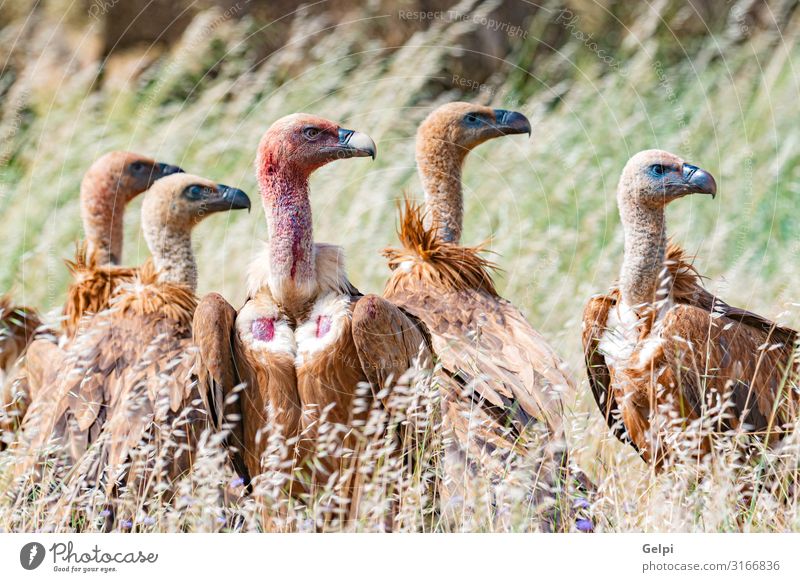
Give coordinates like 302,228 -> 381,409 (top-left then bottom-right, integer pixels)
256,113 -> 376,181
619,149 -> 717,209
142,173 -> 251,234
81,151 -> 183,209
416,101 -> 531,159
140,173 -> 249,290
81,151 -> 184,264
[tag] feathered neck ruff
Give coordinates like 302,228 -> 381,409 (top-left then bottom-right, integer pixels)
383,197 -> 498,296
111,260 -> 197,329
62,241 -> 138,337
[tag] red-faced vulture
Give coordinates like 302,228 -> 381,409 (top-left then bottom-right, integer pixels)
192,114 -> 431,525
582,149 -> 798,469
381,102 -> 590,531
14,174 -> 250,501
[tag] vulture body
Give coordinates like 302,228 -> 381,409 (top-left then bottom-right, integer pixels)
5,152 -> 177,445
15,174 -> 250,501
193,114 -> 431,525
381,102 -> 587,530
582,150 -> 798,468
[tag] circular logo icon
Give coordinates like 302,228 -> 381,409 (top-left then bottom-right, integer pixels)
20,542 -> 46,570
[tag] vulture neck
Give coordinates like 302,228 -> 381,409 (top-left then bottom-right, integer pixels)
144,223 -> 197,291
259,165 -> 316,309
618,197 -> 667,310
81,183 -> 125,266
417,142 -> 466,244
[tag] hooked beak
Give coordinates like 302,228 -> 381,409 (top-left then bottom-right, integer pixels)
492,109 -> 532,136
334,128 -> 377,159
682,163 -> 717,198
205,184 -> 251,213
155,162 -> 184,179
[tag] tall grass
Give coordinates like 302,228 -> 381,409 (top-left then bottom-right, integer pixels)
1,2 -> 799,531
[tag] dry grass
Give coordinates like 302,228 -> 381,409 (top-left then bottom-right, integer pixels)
1,1 -> 800,532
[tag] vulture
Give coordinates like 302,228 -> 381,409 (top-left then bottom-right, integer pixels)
193,114 -> 431,524
381,102 -> 587,530
14,173 -> 250,500
8,152 -> 182,431
63,151 -> 184,337
582,149 -> 798,468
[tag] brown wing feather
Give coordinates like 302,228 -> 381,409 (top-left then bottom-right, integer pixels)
581,291 -> 636,448
192,292 -> 252,483
656,244 -> 796,437
350,294 -> 432,402
0,295 -> 41,372
657,305 -> 796,434
387,283 -> 571,438
15,267 -> 204,493
665,243 -> 797,344
0,296 -> 43,449
383,198 -> 572,437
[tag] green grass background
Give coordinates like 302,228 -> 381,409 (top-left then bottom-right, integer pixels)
2,0 -> 799,531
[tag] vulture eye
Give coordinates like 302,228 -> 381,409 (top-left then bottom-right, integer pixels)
303,127 -> 322,140
649,164 -> 667,177
185,185 -> 207,200
464,113 -> 481,127
130,161 -> 146,172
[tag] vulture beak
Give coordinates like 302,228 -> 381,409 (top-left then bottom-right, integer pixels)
155,162 -> 185,178
205,184 -> 252,213
332,128 -> 377,159
682,163 -> 717,198
492,109 -> 532,136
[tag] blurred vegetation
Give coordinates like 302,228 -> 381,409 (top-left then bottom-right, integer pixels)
1,1 -> 799,530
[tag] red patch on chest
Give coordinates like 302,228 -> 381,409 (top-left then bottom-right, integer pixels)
316,315 -> 332,338
251,317 -> 275,342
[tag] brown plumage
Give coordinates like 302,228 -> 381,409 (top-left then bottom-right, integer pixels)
381,102 -> 587,530
62,243 -> 139,339
193,114 -> 431,525
15,174 -> 250,501
5,153 -> 182,450
0,294 -> 41,448
582,150 -> 798,468
0,296 -> 41,374
384,198 -> 497,295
